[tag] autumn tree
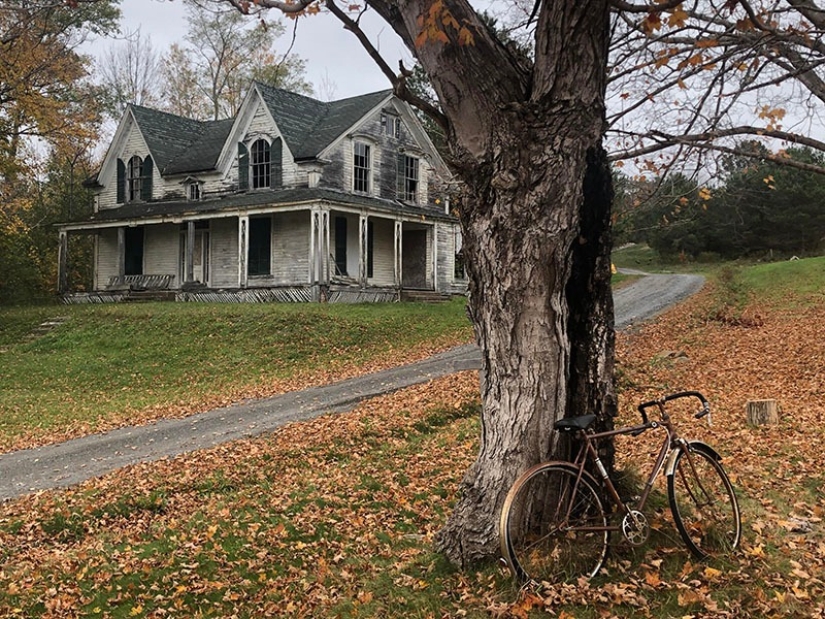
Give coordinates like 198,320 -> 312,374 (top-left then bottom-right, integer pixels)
0,1 -> 118,302
160,1 -> 311,120
191,0 -> 825,568
606,0 -> 825,176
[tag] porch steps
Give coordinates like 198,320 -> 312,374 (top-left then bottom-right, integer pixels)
400,290 -> 452,303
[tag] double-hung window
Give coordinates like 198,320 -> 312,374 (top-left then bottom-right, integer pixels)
398,154 -> 419,202
353,142 -> 371,193
251,139 -> 271,189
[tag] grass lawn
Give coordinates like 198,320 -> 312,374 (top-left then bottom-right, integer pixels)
0,299 -> 473,452
0,258 -> 824,617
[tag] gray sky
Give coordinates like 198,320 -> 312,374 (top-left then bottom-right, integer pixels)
117,0 -> 412,100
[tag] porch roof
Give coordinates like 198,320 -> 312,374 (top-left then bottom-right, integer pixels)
58,187 -> 455,231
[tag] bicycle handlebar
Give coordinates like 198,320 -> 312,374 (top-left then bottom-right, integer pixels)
637,391 -> 711,425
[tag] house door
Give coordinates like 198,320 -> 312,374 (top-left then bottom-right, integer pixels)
402,229 -> 429,289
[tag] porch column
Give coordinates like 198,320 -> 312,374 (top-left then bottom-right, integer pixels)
57,230 -> 68,294
238,215 -> 249,288
394,220 -> 403,288
309,210 -> 317,285
358,214 -> 368,288
117,227 -> 126,278
185,221 -> 195,284
431,224 -> 438,292
321,210 -> 330,285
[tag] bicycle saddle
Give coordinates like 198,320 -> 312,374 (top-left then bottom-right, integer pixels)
554,414 -> 597,433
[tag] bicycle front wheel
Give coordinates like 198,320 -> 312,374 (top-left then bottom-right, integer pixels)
668,445 -> 741,559
500,463 -> 608,584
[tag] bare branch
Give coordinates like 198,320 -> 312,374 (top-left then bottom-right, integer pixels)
608,0 -> 684,14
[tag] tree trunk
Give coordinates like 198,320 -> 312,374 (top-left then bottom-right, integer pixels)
435,123 -> 615,566
433,2 -> 615,567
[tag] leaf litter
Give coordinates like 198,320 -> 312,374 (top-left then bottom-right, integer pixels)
0,284 -> 824,617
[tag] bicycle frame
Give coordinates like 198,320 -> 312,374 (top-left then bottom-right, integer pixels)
558,420 -> 674,532
557,392 -> 715,533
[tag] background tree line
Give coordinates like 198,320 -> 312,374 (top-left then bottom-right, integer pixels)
615,143 -> 825,261
0,0 -> 311,305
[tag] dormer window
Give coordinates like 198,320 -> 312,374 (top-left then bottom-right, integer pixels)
251,139 -> 271,189
238,137 -> 282,191
353,141 -> 371,193
116,155 -> 153,204
188,182 -> 201,201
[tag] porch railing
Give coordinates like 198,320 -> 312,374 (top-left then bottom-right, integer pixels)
107,274 -> 174,290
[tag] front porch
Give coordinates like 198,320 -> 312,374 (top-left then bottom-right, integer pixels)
58,202 -> 450,304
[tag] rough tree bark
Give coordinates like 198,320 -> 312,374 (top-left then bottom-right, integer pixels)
424,2 -> 617,565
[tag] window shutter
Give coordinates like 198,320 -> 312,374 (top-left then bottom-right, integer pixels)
141,156 -> 153,201
270,138 -> 283,189
238,143 -> 249,190
396,153 -> 406,199
117,159 -> 126,204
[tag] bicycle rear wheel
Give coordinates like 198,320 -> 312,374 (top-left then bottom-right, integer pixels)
668,445 -> 741,559
500,463 -> 608,584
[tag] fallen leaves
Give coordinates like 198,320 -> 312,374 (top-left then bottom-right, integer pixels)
1,281 -> 825,617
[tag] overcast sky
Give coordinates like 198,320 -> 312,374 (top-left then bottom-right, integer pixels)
113,0 -> 413,100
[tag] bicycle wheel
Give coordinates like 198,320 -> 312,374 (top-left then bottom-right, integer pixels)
500,463 -> 609,583
668,445 -> 741,559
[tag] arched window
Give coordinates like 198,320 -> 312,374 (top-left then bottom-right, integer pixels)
251,139 -> 271,189
128,155 -> 143,201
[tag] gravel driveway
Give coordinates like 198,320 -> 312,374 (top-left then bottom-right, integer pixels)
0,272 -> 704,501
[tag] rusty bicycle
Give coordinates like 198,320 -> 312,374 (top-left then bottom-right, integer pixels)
499,391 -> 741,584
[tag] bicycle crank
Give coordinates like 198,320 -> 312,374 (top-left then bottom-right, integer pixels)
621,510 -> 650,546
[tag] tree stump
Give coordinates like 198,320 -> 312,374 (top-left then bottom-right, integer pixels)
746,400 -> 779,426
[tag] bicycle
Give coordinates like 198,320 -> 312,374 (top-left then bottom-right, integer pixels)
499,391 -> 741,584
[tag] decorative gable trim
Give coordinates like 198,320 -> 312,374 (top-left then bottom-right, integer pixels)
216,84 -> 294,179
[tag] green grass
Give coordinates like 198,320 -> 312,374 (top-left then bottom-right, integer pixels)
739,255 -> 825,304
0,299 -> 472,449
611,243 -> 680,272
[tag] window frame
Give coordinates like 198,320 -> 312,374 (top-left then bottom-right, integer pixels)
127,155 -> 143,202
353,141 -> 372,194
398,154 -> 420,203
251,139 -> 271,190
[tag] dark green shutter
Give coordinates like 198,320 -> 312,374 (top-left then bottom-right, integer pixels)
238,143 -> 249,191
117,159 -> 126,203
270,138 -> 282,189
141,156 -> 153,201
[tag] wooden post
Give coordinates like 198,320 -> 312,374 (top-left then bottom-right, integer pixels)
57,230 -> 68,294
238,215 -> 248,289
185,221 -> 195,284
746,400 -> 779,426
359,214 -> 368,288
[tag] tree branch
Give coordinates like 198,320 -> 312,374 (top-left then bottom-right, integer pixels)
322,0 -> 450,133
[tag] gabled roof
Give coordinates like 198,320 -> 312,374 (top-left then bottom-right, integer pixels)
129,106 -> 234,175
255,83 -> 393,160
121,86 -> 394,179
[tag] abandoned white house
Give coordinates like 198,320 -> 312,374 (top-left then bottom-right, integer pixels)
57,83 -> 466,303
